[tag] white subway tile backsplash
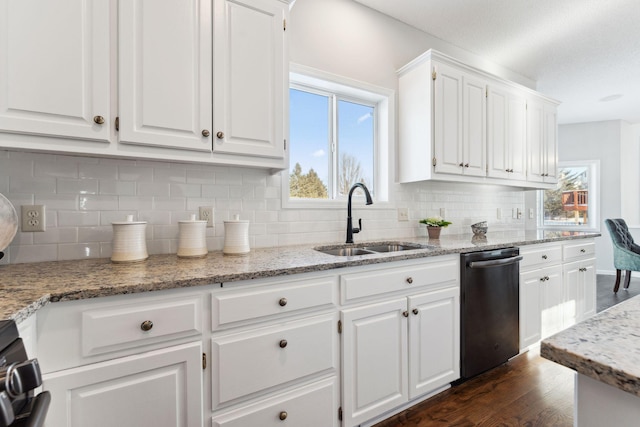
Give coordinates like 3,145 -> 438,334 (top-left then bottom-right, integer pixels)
0,150 -> 525,264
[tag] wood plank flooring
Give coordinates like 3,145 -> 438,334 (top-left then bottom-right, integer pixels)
373,275 -> 636,427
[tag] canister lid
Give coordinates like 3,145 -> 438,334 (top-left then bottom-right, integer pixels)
112,214 -> 147,225
179,213 -> 207,223
224,213 -> 248,223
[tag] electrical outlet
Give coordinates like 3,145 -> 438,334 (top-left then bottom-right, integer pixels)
199,206 -> 214,228
21,205 -> 46,232
440,208 -> 446,218
397,208 -> 409,222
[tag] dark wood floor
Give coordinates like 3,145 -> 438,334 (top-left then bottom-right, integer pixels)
373,274 -> 640,427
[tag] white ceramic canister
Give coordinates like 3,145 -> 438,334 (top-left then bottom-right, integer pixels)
177,214 -> 208,258
223,214 -> 249,255
111,215 -> 148,263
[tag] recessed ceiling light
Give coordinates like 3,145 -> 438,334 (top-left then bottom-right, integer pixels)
599,94 -> 623,102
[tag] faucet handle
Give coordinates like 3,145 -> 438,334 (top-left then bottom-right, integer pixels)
353,218 -> 363,234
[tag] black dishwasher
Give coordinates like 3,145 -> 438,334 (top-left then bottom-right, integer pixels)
460,247 -> 522,379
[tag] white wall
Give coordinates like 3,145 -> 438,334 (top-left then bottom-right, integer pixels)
557,120 -> 623,273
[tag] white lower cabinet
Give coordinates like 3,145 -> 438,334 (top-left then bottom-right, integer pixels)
340,257 -> 460,427
43,341 -> 203,427
563,258 -> 596,325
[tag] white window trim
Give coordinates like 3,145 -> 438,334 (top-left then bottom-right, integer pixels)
283,63 -> 394,209
537,159 -> 601,232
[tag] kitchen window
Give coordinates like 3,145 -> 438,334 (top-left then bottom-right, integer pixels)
538,160 -> 600,231
284,65 -> 392,208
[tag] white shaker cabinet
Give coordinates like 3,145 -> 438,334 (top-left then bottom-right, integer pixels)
433,61 -> 486,177
212,0 -> 287,163
0,0 -> 111,142
527,97 -> 558,184
118,0 -> 213,152
487,84 -> 527,181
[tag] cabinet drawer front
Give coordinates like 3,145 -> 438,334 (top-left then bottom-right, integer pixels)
341,257 -> 458,302
563,241 -> 595,260
212,378 -> 338,427
212,276 -> 337,329
520,245 -> 562,269
211,314 -> 337,408
82,297 -> 203,357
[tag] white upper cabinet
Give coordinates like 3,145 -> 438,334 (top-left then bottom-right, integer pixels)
398,49 -> 559,188
527,97 -> 558,184
487,84 -> 527,181
212,0 -> 287,162
0,0 -> 111,142
118,0 -> 213,152
433,62 -> 486,177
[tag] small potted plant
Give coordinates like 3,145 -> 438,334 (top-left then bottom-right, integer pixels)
419,216 -> 452,239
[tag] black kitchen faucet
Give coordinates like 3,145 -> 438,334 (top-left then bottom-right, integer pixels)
346,182 -> 373,244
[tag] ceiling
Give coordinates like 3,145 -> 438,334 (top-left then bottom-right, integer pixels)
353,0 -> 640,125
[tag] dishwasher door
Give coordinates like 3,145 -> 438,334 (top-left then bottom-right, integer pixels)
460,247 -> 522,379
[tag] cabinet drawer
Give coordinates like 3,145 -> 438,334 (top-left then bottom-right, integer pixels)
211,377 -> 338,427
520,244 -> 562,270
563,240 -> 596,260
341,256 -> 458,302
82,296 -> 203,358
211,314 -> 337,408
212,276 -> 337,329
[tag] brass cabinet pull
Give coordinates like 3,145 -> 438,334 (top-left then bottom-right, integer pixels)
140,320 -> 153,331
93,115 -> 105,125
580,248 -> 586,253
402,311 -> 409,318
459,162 -> 464,167
279,411 -> 288,421
412,308 -> 419,315
279,297 -> 287,307
202,129 -> 210,137
406,277 -> 413,284
464,163 -> 469,168
545,276 -> 550,281
279,339 -> 288,348
542,254 -> 548,259
216,131 -> 224,139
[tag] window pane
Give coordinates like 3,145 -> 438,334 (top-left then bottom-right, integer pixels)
543,166 -> 590,226
337,99 -> 374,197
289,88 -> 329,199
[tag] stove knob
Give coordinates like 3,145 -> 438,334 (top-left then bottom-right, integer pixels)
0,391 -> 15,426
13,359 -> 43,393
0,363 -> 22,398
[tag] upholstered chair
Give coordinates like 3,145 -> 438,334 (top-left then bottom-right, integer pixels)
604,218 -> 640,292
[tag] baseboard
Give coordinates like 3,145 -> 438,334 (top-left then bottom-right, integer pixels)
597,269 -> 640,278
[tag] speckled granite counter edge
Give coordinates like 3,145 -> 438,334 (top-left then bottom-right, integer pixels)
1,231 -> 600,323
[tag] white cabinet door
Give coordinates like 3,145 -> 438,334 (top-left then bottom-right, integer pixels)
580,260 -> 596,320
433,62 -> 463,175
540,265 -> 564,339
341,298 -> 408,427
519,269 -> 542,349
527,97 -> 558,184
462,74 -> 487,177
43,341 -> 203,427
212,0 -> 286,159
408,287 -> 459,399
487,85 -> 526,181
0,0 -> 111,141
543,102 -> 558,183
563,263 -> 580,329
118,0 -> 213,152
564,258 -> 597,324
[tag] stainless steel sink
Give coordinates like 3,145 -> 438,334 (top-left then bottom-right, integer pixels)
315,242 -> 429,257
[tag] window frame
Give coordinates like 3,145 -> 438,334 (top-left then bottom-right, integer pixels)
537,160 -> 600,232
283,64 -> 393,209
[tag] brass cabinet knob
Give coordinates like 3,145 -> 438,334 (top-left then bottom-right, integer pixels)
459,163 -> 464,167
402,311 -> 409,318
412,308 -> 419,315
93,115 -> 105,125
464,163 -> 469,168
406,277 -> 413,284
279,297 -> 287,307
140,320 -> 153,331
216,131 -> 224,139
202,129 -> 210,137
279,339 -> 288,348
545,275 -> 550,281
542,255 -> 548,259
279,411 -> 288,421
580,248 -> 586,253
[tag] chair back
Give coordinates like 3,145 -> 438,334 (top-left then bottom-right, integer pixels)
605,218 -> 635,250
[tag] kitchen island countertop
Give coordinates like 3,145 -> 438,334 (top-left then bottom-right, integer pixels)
1,230 -> 599,323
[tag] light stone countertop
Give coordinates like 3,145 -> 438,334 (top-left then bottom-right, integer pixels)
541,296 -> 640,397
0,230 -> 599,323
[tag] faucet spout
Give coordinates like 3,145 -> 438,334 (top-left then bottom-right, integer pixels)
346,182 -> 373,244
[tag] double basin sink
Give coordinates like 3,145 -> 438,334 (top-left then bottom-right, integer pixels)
315,242 -> 434,257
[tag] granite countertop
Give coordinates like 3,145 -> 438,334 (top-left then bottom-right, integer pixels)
541,296 -> 640,397
0,230 -> 599,323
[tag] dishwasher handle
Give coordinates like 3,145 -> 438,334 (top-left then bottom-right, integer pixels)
468,255 -> 523,269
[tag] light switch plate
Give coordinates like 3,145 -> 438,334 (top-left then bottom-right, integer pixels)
21,205 -> 46,232
397,208 -> 409,222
